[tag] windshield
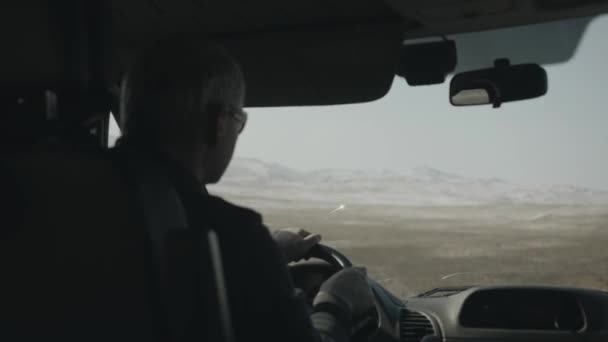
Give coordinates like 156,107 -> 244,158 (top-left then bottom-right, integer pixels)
212,15 -> 608,298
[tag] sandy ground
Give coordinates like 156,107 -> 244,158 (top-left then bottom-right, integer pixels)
219,197 -> 608,298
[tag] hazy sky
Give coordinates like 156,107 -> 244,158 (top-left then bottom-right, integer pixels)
234,15 -> 608,190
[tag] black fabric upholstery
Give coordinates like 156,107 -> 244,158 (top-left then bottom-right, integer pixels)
0,144 -> 160,341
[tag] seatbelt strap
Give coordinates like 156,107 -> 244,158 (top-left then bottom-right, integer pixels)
207,230 -> 235,342
119,148 -> 234,342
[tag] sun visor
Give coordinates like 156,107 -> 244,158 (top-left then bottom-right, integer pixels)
220,23 -> 403,107
452,16 -> 592,72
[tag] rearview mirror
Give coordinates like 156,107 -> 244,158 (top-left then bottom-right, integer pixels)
450,59 -> 547,108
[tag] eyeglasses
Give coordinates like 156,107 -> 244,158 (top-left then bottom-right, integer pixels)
207,103 -> 248,134
229,108 -> 247,134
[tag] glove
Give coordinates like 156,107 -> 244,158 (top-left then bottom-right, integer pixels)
272,228 -> 321,263
313,267 -> 375,320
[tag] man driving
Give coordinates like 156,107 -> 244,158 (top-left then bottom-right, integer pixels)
116,38 -> 375,342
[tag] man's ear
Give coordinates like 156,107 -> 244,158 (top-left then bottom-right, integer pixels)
207,112 -> 227,146
216,113 -> 229,138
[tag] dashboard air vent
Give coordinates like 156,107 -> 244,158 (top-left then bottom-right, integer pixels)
400,308 -> 435,342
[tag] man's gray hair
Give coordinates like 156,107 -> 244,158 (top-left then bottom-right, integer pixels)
120,38 -> 245,146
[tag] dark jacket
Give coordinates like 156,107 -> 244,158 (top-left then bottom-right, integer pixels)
114,145 -> 348,342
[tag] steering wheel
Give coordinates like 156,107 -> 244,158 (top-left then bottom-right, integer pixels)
293,244 -> 379,340
290,244 -> 351,305
306,244 -> 353,269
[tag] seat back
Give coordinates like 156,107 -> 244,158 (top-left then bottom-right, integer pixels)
1,142 -> 234,341
0,144 -> 160,341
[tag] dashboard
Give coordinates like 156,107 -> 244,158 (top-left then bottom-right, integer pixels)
290,250 -> 608,342
371,283 -> 608,342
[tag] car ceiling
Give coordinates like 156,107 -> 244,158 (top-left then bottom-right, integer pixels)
4,0 -> 608,110
108,0 -> 608,107
389,0 -> 608,38
110,0 -> 608,40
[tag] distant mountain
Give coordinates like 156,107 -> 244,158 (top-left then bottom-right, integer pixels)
210,158 -> 608,206
221,158 -> 302,182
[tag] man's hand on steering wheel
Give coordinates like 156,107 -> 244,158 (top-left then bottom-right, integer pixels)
272,228 -> 322,263
314,267 -> 375,321
288,243 -> 379,339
